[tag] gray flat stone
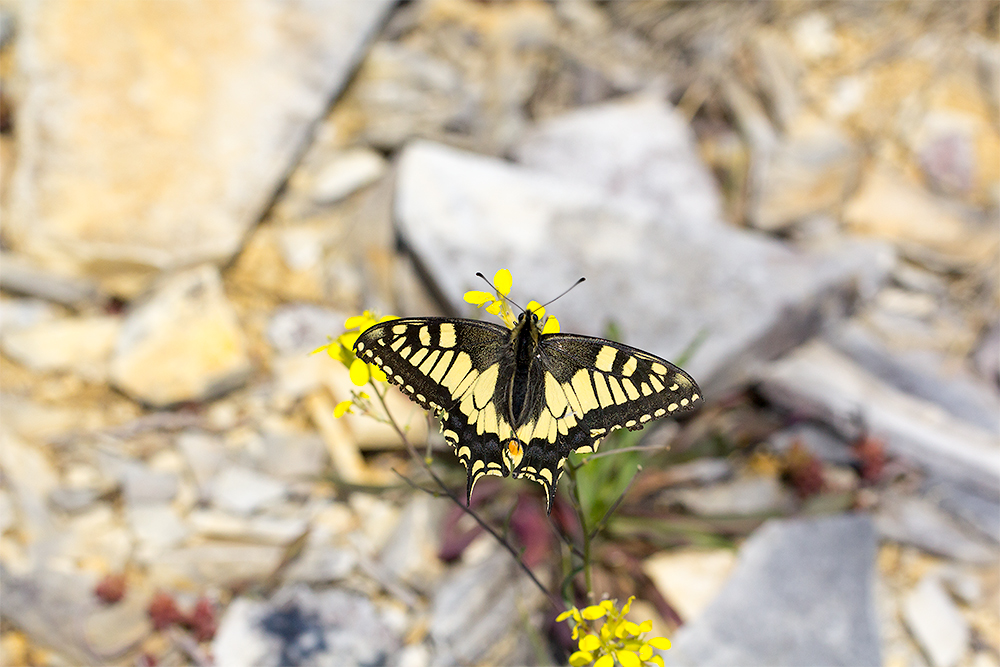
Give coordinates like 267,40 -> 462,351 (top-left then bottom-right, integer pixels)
0,564 -> 103,665
282,540 -> 356,584
210,466 -> 287,515
514,96 -> 724,227
175,430 -> 227,500
655,457 -> 734,488
929,478 -> 1000,544
260,431 -> 328,481
430,547 -> 544,667
395,140 -> 892,395
875,493 -> 996,564
828,320 -> 1000,432
668,475 -> 794,517
757,340 -> 1000,498
665,514 -> 881,667
127,504 -> 190,561
120,461 -> 179,506
379,494 -> 446,588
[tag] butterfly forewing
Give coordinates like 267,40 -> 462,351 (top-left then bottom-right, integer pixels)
354,318 -> 518,499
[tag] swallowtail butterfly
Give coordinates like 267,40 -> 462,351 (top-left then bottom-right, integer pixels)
353,292 -> 701,511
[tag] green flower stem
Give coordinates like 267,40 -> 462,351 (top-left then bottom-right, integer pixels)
588,464 -> 641,542
566,460 -> 594,605
369,381 -> 562,610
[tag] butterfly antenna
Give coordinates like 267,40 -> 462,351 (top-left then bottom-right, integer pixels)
540,277 -> 586,309
475,271 -> 526,313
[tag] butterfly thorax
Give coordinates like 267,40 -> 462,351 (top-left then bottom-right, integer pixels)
507,312 -> 542,427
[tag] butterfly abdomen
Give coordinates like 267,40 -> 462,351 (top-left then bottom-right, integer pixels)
508,317 -> 541,425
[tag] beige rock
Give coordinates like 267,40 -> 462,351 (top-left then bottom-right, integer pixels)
228,225 -> 328,304
752,114 -> 859,230
340,0 -> 557,153
311,148 -> 388,204
902,574 -> 970,667
843,164 -> 998,265
0,396 -> 102,443
54,505 -> 132,573
0,428 -> 59,534
324,362 -> 430,451
0,315 -> 120,381
9,0 -> 395,296
791,12 -> 838,61
84,587 -> 153,659
919,75 -> 1000,206
110,264 -> 251,407
642,549 -> 737,622
147,542 -> 286,589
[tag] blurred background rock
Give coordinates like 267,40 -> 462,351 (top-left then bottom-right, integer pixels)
0,1 -> 997,666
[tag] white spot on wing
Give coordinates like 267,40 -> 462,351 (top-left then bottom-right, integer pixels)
572,369 -> 599,412
593,373 -> 613,407
429,349 -> 454,383
595,346 -> 617,372
439,323 -> 456,348
473,364 -> 499,409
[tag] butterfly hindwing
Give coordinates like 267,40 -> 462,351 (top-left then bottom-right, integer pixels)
354,318 -> 516,499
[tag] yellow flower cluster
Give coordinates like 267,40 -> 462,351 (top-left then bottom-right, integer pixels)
557,597 -> 671,667
312,310 -> 397,417
463,268 -> 560,333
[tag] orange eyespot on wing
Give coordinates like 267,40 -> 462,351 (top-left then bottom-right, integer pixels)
507,440 -> 522,458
